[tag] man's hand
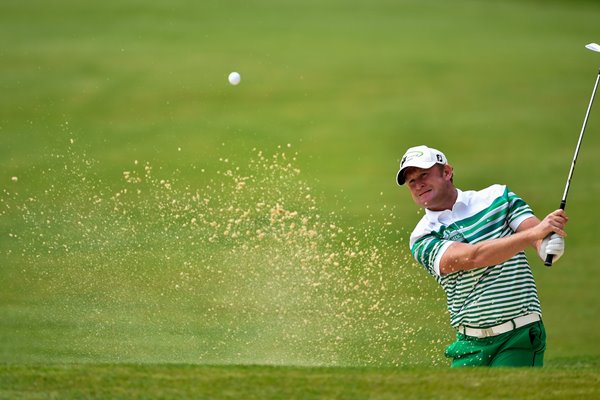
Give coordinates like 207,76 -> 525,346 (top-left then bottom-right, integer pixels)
531,209 -> 569,241
538,233 -> 565,263
531,209 -> 568,264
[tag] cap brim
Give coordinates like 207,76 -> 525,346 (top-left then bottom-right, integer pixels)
396,161 -> 437,186
396,169 -> 406,186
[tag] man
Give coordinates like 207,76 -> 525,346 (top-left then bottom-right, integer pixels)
396,145 -> 568,367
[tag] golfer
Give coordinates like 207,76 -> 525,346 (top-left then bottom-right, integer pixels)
396,145 -> 568,367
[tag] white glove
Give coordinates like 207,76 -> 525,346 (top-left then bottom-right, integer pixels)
539,233 -> 565,263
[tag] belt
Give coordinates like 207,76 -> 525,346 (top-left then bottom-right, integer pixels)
458,313 -> 541,338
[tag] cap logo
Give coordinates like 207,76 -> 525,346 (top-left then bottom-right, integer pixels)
400,150 -> 423,167
436,154 -> 443,163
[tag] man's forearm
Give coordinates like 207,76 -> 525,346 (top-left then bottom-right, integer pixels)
439,211 -> 566,276
516,216 -> 543,253
440,229 -> 538,275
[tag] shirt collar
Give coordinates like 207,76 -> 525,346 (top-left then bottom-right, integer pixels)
424,188 -> 466,223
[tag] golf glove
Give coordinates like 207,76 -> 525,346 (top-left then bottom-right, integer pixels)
539,233 -> 565,263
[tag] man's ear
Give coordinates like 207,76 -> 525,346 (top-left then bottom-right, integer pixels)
443,164 -> 453,181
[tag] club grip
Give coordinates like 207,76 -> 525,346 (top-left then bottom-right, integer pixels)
545,200 -> 567,267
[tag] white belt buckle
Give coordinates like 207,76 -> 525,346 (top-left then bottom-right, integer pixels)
481,327 -> 495,338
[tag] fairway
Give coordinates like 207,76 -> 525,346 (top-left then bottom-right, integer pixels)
1,0 -> 599,398
1,363 -> 599,400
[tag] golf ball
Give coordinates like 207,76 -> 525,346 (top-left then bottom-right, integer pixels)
228,72 -> 241,85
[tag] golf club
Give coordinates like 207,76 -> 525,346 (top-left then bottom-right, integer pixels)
545,43 -> 600,266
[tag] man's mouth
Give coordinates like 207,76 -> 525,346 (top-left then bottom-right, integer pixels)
418,189 -> 432,198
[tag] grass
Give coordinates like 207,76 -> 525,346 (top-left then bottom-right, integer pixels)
1,363 -> 599,400
1,0 -> 599,397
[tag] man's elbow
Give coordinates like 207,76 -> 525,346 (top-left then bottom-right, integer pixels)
439,247 -> 480,275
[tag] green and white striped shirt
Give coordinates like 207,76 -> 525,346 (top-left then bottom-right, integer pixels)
410,185 -> 541,328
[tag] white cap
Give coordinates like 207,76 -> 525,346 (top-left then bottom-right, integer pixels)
396,145 -> 448,185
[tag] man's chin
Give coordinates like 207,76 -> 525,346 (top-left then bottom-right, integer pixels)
418,191 -> 433,205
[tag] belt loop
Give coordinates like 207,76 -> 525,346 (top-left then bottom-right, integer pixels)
510,319 -> 516,330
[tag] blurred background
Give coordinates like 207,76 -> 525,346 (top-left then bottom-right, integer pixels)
1,0 -> 599,367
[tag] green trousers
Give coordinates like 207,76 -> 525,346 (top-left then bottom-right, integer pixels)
445,321 -> 546,367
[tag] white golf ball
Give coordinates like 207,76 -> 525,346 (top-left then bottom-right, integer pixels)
228,72 -> 241,85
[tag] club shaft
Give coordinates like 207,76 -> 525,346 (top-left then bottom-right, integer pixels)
560,69 -> 600,206
545,69 -> 600,266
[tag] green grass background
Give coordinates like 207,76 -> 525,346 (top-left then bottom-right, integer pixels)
1,0 -> 599,398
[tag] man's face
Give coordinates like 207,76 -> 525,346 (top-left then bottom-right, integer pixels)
404,164 -> 453,210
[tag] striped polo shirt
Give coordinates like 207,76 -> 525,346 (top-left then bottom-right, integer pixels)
410,184 -> 542,328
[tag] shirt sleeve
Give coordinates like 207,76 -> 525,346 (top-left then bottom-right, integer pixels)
505,187 -> 534,231
411,233 -> 452,277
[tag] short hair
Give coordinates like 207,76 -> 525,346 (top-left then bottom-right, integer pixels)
436,163 -> 454,183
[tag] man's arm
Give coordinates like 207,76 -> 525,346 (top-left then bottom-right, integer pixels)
516,216 -> 543,252
439,209 -> 567,276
